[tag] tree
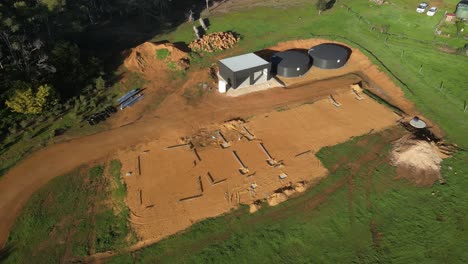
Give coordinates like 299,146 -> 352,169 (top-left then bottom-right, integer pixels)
94,76 -> 106,92
5,84 -> 54,114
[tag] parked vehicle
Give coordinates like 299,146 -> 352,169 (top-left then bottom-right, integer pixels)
427,7 -> 438,16
416,2 -> 429,13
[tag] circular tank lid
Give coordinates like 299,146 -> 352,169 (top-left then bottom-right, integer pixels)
308,43 -> 350,61
409,116 -> 427,129
271,50 -> 310,68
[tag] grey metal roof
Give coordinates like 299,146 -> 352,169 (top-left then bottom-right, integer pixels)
219,53 -> 269,72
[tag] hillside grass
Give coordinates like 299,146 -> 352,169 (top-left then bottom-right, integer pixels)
154,0 -> 468,147
109,128 -> 468,263
4,161 -> 132,263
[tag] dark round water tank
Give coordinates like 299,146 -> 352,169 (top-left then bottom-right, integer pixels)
271,50 -> 311,77
308,44 -> 351,69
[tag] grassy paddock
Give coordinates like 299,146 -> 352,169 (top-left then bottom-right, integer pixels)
4,161 -> 132,263
109,129 -> 468,263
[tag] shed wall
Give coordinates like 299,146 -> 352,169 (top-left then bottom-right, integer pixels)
218,61 -> 271,89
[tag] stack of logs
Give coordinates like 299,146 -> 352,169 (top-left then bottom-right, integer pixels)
189,32 -> 240,53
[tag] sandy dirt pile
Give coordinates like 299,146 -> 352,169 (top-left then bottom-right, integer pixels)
267,193 -> 288,206
391,137 -> 444,186
189,32 -> 240,52
124,42 -> 189,73
112,42 -> 190,128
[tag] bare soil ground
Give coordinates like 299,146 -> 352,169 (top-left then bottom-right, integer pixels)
109,42 -> 189,128
0,38 -> 435,248
118,90 -> 400,242
391,136 -> 445,186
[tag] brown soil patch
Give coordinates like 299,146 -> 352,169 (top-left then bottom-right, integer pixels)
0,37 -> 432,249
110,42 -> 190,128
391,136 -> 444,186
370,220 -> 383,248
123,42 -> 188,74
118,90 -> 400,242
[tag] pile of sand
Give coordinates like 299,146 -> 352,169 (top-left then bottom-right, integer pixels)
249,203 -> 261,213
267,192 -> 288,206
189,32 -> 240,52
124,42 -> 189,74
391,137 -> 444,186
294,182 -> 306,192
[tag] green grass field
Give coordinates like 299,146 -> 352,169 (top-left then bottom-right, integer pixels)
4,161 -> 132,263
108,128 -> 468,263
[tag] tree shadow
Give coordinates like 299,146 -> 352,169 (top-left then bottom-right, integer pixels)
326,0 -> 337,10
0,243 -> 15,262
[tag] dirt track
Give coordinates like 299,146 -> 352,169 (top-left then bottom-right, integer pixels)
0,38 -> 431,248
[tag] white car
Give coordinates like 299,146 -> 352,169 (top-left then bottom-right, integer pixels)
427,7 -> 438,16
416,2 -> 429,13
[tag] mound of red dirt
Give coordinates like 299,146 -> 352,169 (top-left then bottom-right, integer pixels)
124,42 -> 189,74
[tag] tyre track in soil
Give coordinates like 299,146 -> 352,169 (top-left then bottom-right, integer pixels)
256,128 -> 405,222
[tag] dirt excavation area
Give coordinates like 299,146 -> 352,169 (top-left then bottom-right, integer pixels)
117,90 -> 400,242
391,136 -> 448,187
0,37 -> 444,248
